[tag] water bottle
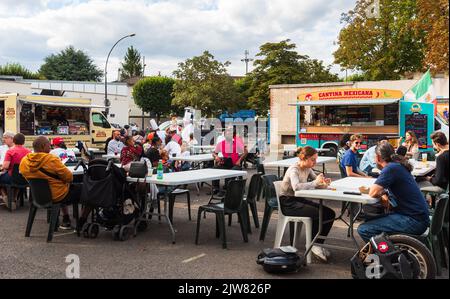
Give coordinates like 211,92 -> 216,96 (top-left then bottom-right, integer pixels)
157,159 -> 164,180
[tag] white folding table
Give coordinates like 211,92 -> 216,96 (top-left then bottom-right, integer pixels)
127,169 -> 247,243
410,160 -> 436,177
189,145 -> 216,154
295,177 -> 378,259
263,156 -> 336,177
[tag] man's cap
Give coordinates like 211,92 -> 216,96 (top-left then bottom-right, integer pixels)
52,137 -> 64,146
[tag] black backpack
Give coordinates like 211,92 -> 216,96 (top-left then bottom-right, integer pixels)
256,247 -> 304,274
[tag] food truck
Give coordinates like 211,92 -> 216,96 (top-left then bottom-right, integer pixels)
0,93 -> 113,149
290,88 -> 439,156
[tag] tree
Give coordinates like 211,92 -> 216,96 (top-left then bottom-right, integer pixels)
0,63 -> 42,79
172,51 -> 241,117
414,0 -> 449,74
132,76 -> 175,122
333,0 -> 425,80
39,46 -> 103,81
120,46 -> 143,81
247,40 -> 339,115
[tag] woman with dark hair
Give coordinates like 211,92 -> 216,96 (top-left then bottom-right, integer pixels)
120,135 -> 143,172
402,130 -> 419,160
419,131 -> 449,192
357,142 -> 429,242
280,146 -> 336,262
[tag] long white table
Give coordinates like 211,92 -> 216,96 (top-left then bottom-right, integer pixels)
127,169 -> 248,243
295,177 -> 379,258
263,156 -> 336,177
410,160 -> 436,177
189,145 -> 215,154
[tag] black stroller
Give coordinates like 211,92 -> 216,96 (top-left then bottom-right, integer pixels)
77,159 -> 144,241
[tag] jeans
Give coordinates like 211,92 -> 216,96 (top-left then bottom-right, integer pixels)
357,213 -> 429,243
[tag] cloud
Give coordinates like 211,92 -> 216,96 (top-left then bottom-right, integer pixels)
0,0 -> 356,80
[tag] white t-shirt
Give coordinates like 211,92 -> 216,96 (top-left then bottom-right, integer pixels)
50,148 -> 77,162
0,144 -> 10,165
164,141 -> 181,158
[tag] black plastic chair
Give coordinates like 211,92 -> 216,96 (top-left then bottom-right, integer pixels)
6,164 -> 29,211
168,189 -> 191,224
25,179 -> 62,242
195,179 -> 248,249
259,174 -> 279,241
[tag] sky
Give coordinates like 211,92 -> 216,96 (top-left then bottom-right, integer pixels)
0,0 -> 357,81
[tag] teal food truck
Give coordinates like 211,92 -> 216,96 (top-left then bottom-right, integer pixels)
290,88 -> 439,155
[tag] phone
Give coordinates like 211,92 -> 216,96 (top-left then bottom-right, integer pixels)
343,191 -> 362,196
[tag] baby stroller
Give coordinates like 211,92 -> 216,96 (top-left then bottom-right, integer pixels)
78,159 -> 144,241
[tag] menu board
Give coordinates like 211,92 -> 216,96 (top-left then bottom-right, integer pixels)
405,113 -> 428,149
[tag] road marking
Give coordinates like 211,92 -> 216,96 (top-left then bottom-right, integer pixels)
182,253 -> 206,264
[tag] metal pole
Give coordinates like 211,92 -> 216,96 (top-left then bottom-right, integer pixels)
104,33 -> 136,118
241,50 -> 253,74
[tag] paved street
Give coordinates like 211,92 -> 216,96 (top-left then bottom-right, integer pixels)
0,160 -> 447,279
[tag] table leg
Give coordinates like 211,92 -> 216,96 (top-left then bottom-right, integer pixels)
348,203 -> 363,249
303,199 -> 323,264
163,186 -> 177,244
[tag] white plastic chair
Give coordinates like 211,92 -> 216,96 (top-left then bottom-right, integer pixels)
273,181 -> 312,264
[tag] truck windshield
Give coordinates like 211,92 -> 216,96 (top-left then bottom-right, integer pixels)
92,112 -> 111,129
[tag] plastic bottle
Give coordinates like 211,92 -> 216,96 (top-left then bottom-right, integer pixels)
157,159 -> 164,180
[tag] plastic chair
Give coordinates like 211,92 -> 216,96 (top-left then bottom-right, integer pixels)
195,179 -> 248,249
6,164 -> 29,211
244,173 -> 261,229
25,179 -> 62,242
168,189 -> 191,223
272,181 -> 312,264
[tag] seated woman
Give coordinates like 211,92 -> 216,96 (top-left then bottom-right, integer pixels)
357,142 -> 430,243
402,130 -> 420,160
419,131 -> 449,193
120,136 -> 143,172
279,146 -> 336,263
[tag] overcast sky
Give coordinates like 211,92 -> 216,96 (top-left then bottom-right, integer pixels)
0,0 -> 356,81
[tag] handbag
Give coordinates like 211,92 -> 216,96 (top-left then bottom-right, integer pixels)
129,161 -> 147,178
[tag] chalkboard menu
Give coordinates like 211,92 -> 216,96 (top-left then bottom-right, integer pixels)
405,113 -> 428,149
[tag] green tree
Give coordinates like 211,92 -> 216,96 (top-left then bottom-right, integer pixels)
172,51 -> 240,117
247,40 -> 338,115
333,0 -> 425,80
132,76 -> 175,122
120,46 -> 143,81
0,63 -> 42,79
39,46 -> 103,81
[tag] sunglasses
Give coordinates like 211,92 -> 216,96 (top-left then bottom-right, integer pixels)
354,142 -> 362,145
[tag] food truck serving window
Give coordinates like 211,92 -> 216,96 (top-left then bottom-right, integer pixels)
22,104 -> 90,136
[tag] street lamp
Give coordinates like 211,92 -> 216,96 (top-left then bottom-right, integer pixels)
104,33 -> 136,118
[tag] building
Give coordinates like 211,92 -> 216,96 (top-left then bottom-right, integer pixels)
269,77 -> 449,153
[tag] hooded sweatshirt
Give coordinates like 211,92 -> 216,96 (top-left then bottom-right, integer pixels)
19,152 -> 73,202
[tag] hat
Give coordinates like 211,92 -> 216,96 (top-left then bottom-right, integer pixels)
150,119 -> 159,130
52,137 -> 64,146
147,132 -> 155,141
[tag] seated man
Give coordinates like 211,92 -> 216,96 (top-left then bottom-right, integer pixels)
20,136 -> 90,230
212,127 -> 248,193
359,136 -> 388,176
107,130 -> 124,155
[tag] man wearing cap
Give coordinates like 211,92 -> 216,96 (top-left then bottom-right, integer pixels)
0,131 -> 15,166
50,137 -> 76,163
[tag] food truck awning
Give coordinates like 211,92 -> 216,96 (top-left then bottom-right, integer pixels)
19,99 -> 106,109
289,99 -> 400,107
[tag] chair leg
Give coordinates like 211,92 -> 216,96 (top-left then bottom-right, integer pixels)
274,217 -> 288,248
303,219 -> 313,264
47,205 -> 60,242
259,206 -> 274,241
25,205 -> 38,237
218,212 -> 227,249
438,232 -> 448,269
228,214 -> 232,226
157,196 -> 162,222
186,192 -> 191,221
215,214 -> 220,238
250,201 -> 260,228
195,207 -> 203,245
430,235 -> 442,276
237,212 -> 248,243
289,222 -> 295,245
292,222 -> 303,248
72,203 -> 79,232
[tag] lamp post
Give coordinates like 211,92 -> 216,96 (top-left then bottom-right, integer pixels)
104,33 -> 136,118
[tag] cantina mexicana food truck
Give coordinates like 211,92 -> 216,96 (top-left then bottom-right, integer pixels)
290,88 -> 438,155
0,93 -> 113,149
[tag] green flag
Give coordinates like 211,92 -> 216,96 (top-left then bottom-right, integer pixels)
411,70 -> 434,102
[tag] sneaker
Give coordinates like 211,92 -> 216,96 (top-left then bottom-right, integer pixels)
311,245 -> 328,263
59,215 -> 72,230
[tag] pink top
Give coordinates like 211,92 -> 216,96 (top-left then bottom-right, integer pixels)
215,137 -> 245,166
4,145 -> 31,176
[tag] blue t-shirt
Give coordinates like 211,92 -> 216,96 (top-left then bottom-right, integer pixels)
340,149 -> 359,176
375,162 -> 429,223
